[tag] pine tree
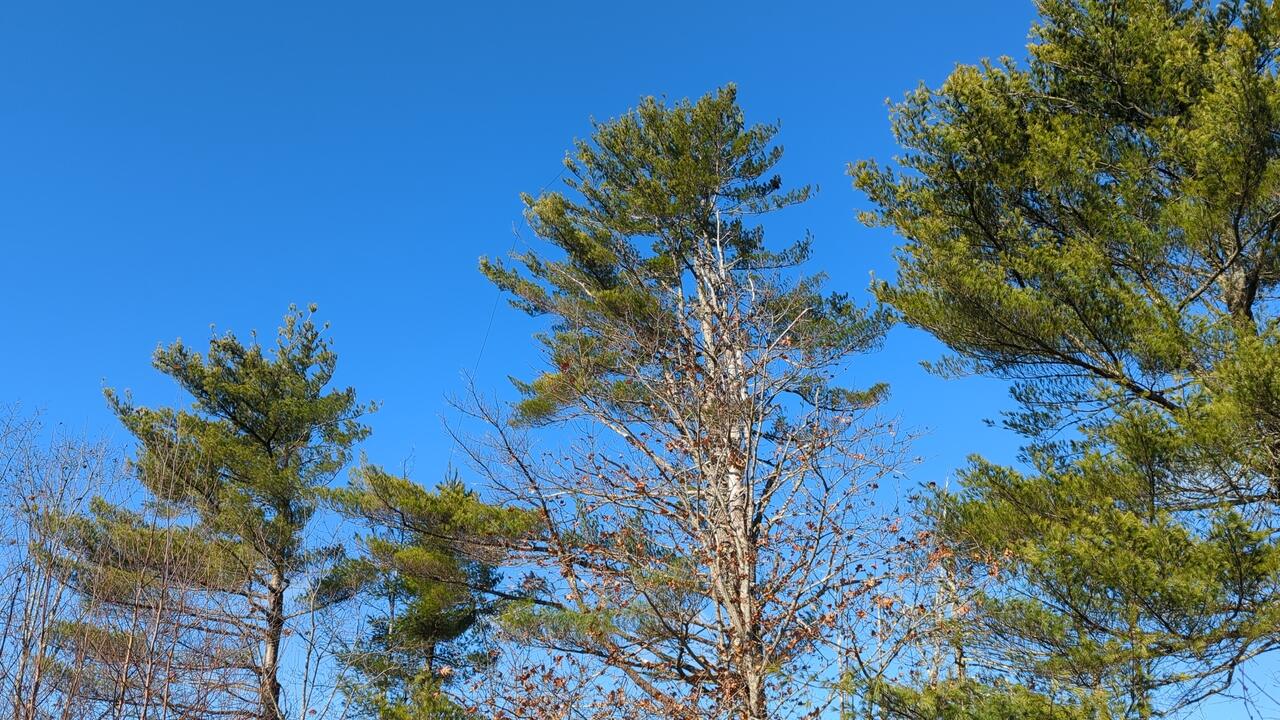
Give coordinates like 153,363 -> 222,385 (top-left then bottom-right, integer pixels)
324,466 -> 538,720
49,306 -> 372,720
855,1 -> 1280,717
473,85 -> 911,720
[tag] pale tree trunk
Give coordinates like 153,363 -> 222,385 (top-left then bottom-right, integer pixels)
693,209 -> 768,720
260,571 -> 287,720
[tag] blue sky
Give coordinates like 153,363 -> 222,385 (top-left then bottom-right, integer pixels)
0,2 -> 1268,716
0,0 -> 1026,479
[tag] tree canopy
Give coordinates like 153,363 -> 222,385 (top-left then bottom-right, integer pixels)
855,0 -> 1280,716
50,306 -> 372,720
475,85 -> 910,720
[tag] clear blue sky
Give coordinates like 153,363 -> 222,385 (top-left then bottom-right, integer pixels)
0,0 -> 1028,475
0,2 -> 1268,715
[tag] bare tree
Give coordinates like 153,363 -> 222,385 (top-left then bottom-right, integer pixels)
0,408 -> 240,720
0,407 -> 108,719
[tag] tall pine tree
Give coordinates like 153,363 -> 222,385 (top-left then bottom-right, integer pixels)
51,306 -> 372,720
473,85 -> 911,720
856,1 -> 1280,717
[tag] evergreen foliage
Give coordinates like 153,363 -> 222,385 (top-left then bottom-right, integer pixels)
855,1 -> 1280,716
325,466 -> 539,720
475,84 -> 907,720
48,306 -> 372,720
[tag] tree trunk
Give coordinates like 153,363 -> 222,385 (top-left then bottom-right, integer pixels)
260,573 -> 287,720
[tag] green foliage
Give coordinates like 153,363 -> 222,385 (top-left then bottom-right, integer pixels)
482,83 -> 889,426
41,497 -> 250,599
863,678 -> 1118,720
50,305 -> 372,719
106,305 -> 371,567
479,83 -> 902,720
327,466 -> 539,719
856,0 -> 1280,716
